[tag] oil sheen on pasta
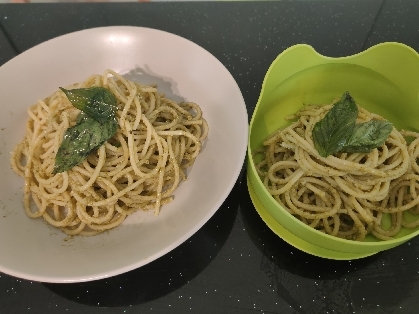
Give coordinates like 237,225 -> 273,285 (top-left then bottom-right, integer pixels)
11,69 -> 209,236
255,101 -> 419,241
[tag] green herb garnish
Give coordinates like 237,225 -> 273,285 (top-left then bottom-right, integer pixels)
312,92 -> 392,157
53,87 -> 118,174
312,92 -> 358,157
60,87 -> 117,123
341,120 -> 393,153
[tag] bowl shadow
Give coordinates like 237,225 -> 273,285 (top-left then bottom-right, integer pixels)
43,176 -> 242,307
122,65 -> 186,104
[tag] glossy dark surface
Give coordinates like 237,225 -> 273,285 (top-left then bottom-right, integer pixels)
1,1 -> 419,313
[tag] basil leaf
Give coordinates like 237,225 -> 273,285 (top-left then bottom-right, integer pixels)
60,87 -> 117,123
53,86 -> 119,173
53,112 -> 118,174
341,120 -> 393,153
312,92 -> 358,157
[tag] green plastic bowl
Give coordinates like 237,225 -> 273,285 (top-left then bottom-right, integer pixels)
247,43 -> 419,259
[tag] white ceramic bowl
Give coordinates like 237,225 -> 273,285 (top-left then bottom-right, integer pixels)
0,26 -> 248,283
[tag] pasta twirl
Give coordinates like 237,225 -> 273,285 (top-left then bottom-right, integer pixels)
11,70 -> 209,236
255,103 -> 419,241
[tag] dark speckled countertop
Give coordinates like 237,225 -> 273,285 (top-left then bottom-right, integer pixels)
1,1 -> 419,313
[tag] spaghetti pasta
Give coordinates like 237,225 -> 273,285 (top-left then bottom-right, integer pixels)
255,102 -> 419,241
11,69 -> 209,236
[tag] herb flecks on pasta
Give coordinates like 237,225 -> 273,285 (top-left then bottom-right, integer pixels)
11,70 -> 209,236
255,95 -> 419,241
